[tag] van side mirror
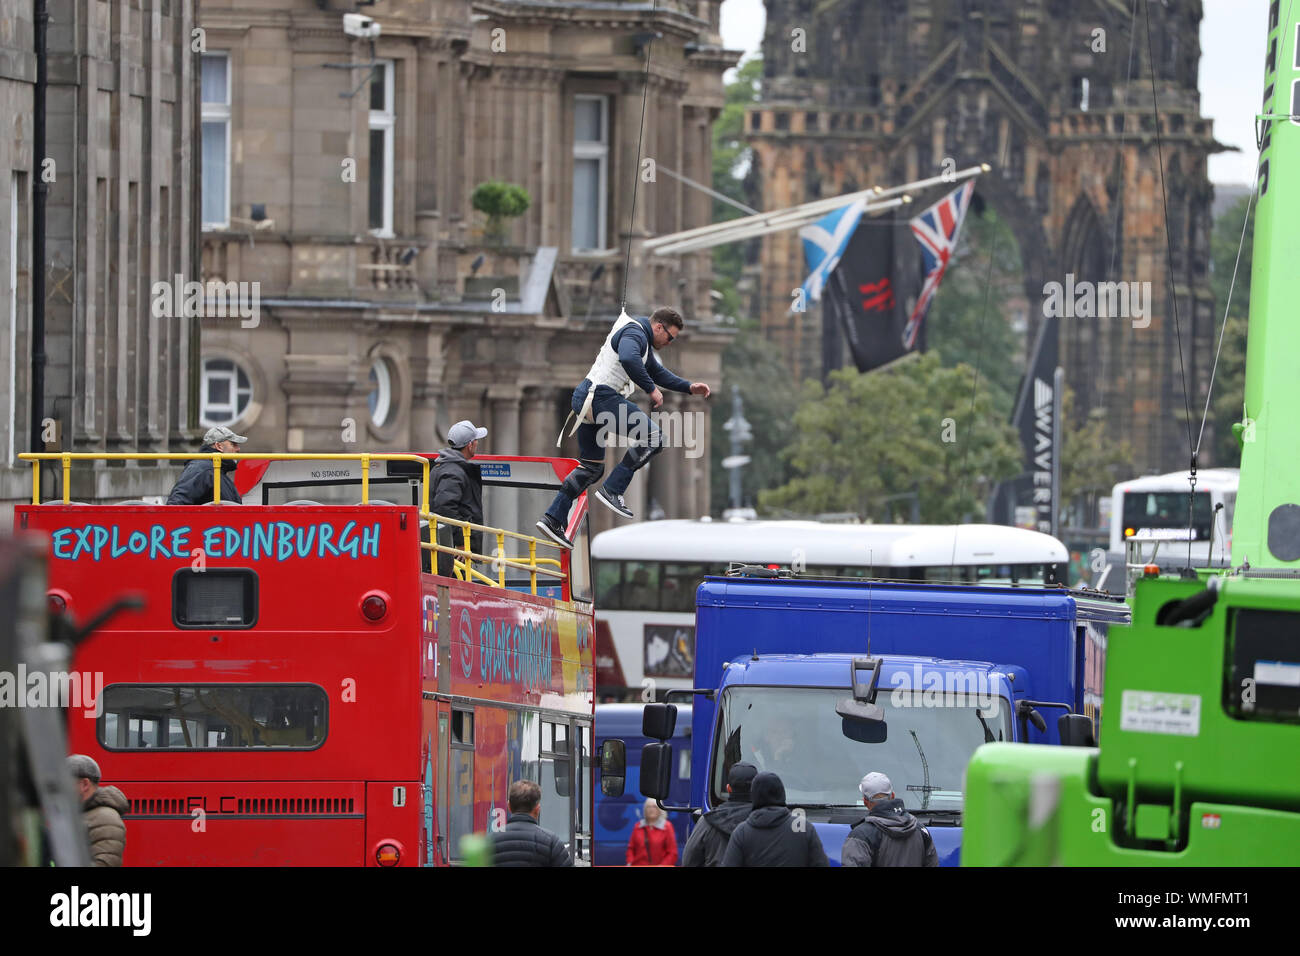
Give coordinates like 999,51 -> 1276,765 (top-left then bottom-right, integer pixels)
642,702 -> 677,740
639,742 -> 673,800
600,739 -> 626,796
1058,713 -> 1096,747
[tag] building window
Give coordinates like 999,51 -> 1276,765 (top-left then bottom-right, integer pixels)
369,61 -> 395,237
201,357 -> 253,426
572,95 -> 609,252
368,356 -> 394,427
201,53 -> 231,229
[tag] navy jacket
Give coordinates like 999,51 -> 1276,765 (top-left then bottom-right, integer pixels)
489,812 -> 573,867
611,317 -> 692,396
167,444 -> 242,505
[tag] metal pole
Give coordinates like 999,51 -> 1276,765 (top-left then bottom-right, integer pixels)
1051,366 -> 1064,539
30,0 -> 48,453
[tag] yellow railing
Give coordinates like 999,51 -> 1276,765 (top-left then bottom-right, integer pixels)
421,512 -> 567,596
19,451 -> 568,596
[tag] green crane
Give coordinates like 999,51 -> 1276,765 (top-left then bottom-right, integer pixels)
962,0 -> 1300,865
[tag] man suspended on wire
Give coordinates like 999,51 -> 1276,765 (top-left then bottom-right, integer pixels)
536,307 -> 711,549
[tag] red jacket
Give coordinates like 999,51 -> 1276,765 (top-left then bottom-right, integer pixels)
626,820 -> 678,866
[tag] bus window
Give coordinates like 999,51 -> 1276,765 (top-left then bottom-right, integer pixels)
595,560 -> 623,608
570,516 -> 594,603
575,722 -> 592,864
620,562 -> 660,611
1122,491 -> 1212,541
539,720 -> 573,848
449,707 -> 475,861
661,564 -> 705,613
99,685 -> 327,750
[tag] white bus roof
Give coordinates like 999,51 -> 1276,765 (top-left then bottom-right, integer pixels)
591,520 -> 1068,567
1112,468 -> 1239,497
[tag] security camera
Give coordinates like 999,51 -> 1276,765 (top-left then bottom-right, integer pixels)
343,13 -> 381,39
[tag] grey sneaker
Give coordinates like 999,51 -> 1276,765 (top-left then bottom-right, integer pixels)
594,486 -> 634,519
535,515 -> 574,550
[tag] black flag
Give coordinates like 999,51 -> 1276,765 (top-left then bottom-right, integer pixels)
990,316 -> 1061,533
823,219 -> 921,372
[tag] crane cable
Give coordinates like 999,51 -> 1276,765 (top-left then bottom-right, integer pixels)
620,1 -> 661,314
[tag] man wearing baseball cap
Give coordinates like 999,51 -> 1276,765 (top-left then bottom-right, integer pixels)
430,420 -> 488,577
167,425 -> 247,505
841,771 -> 938,867
680,762 -> 758,867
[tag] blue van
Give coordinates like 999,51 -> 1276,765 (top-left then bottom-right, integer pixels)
594,703 -> 692,866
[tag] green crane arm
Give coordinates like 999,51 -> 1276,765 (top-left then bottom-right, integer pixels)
1233,0 -> 1300,569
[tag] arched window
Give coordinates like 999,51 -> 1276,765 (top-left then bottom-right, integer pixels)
368,356 -> 395,428
200,357 -> 253,426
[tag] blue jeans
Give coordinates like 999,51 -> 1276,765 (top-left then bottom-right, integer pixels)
544,381 -> 661,522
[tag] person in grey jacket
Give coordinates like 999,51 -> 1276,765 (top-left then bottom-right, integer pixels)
489,780 -> 573,867
721,772 -> 829,867
681,762 -> 757,867
841,772 -> 939,867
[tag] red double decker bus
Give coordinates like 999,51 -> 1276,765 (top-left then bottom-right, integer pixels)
16,451 -> 609,865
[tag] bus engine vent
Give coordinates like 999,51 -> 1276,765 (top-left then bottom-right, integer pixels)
127,797 -> 357,816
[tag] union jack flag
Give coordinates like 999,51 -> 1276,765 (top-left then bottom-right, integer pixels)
903,180 -> 975,349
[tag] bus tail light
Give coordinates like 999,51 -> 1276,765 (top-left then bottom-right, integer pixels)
375,842 -> 401,866
360,591 -> 389,623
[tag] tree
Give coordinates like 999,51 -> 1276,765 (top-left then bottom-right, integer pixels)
1060,387 -> 1134,528
711,56 -> 763,321
471,181 -> 531,245
1207,195 -> 1255,466
757,352 -> 1021,522
709,320 -> 798,511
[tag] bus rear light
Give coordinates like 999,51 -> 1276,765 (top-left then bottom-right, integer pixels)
47,591 -> 68,614
1124,527 -> 1136,538
376,842 -> 401,866
360,592 -> 389,622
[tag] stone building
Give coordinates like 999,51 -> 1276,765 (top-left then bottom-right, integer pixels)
1,0 -> 202,519
196,0 -> 737,534
750,0 -> 1224,474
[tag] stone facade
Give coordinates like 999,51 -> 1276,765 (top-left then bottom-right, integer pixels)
0,0 -> 202,519
195,0 -> 736,535
752,0 -> 1223,474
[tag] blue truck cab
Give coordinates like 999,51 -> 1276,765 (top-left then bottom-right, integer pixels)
654,576 -> 1128,866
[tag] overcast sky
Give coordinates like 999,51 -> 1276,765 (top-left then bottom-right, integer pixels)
719,0 -> 1268,185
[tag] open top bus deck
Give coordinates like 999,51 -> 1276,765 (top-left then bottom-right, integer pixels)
16,451 -> 601,866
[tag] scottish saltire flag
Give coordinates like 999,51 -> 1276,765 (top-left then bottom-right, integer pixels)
903,180 -> 975,348
796,197 -> 867,308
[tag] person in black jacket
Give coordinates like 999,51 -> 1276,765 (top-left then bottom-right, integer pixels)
166,426 -> 246,504
721,772 -> 829,867
489,780 -> 573,867
681,762 -> 757,867
431,420 -> 487,577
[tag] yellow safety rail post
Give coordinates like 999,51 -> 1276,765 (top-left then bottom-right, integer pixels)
61,455 -> 71,503
212,455 -> 222,503
528,538 -> 537,595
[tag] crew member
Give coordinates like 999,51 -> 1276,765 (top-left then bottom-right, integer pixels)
431,420 -> 487,578
841,771 -> 939,867
536,307 -> 710,548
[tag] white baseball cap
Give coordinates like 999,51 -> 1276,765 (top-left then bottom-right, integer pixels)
447,420 -> 488,449
858,771 -> 893,799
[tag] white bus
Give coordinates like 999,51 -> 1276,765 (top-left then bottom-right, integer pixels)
1108,468 -> 1237,569
591,519 -> 1070,697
